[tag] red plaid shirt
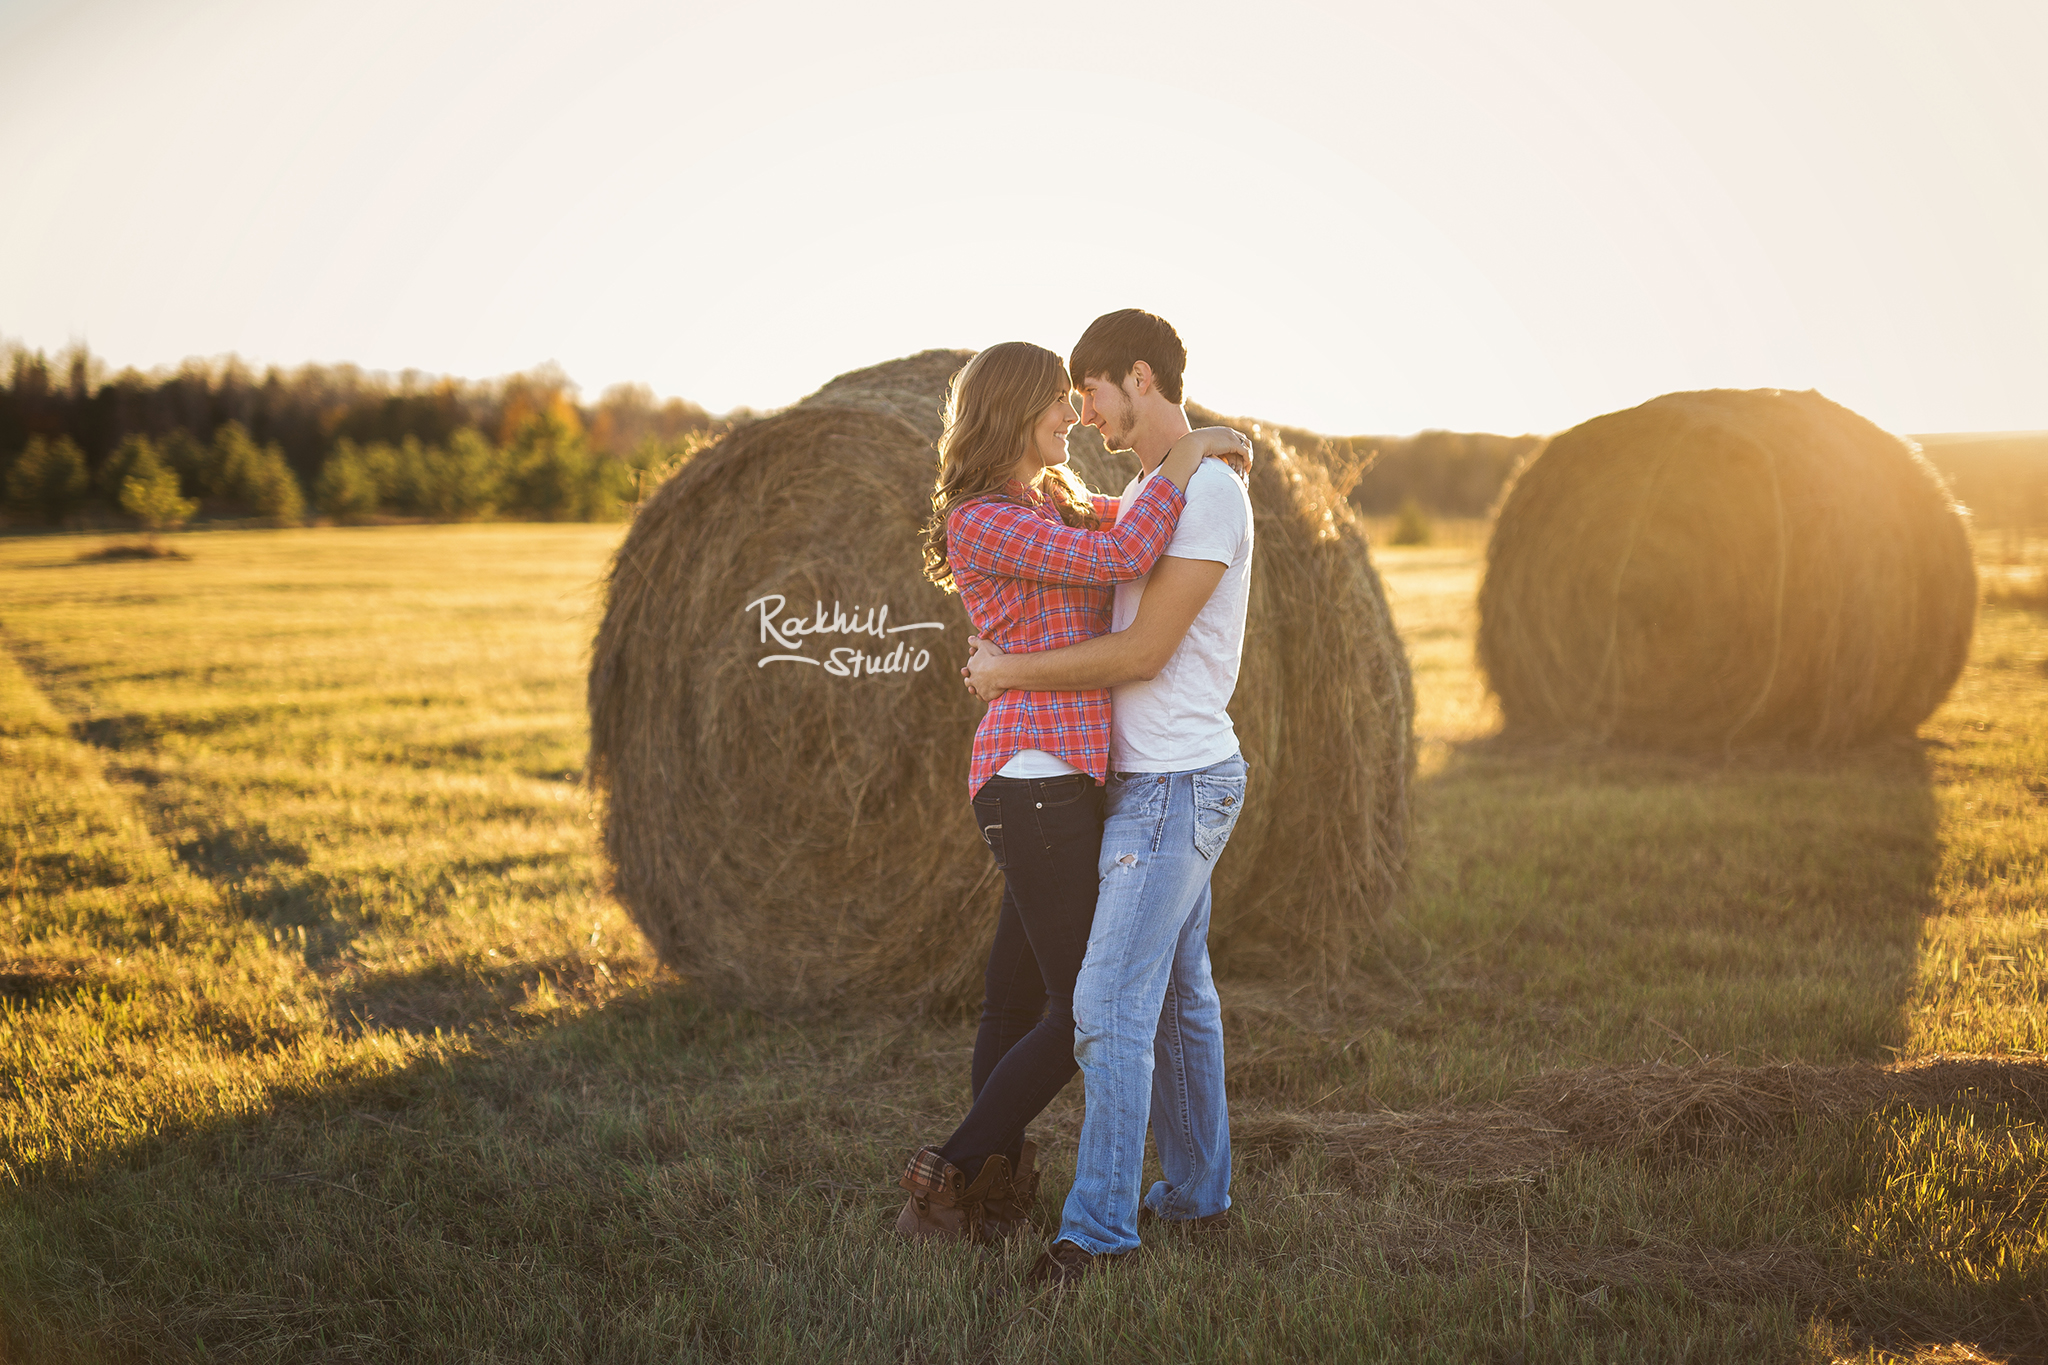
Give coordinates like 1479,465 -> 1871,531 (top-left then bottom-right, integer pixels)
948,474 -> 1186,795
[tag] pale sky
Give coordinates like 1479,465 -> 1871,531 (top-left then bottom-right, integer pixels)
2,0 -> 2044,437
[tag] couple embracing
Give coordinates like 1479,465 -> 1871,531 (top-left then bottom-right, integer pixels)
897,309 -> 1256,1288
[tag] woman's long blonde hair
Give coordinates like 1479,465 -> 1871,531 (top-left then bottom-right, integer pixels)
922,342 -> 1099,593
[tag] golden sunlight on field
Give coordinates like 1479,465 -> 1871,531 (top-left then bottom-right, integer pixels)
1,521 -> 2043,1360
1370,527 -> 1500,763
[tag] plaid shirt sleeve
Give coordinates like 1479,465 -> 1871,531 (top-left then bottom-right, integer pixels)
1090,491 -> 1122,525
948,476 -> 1184,586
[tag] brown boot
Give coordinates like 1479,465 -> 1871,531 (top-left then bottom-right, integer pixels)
979,1139 -> 1038,1240
1026,1238 -> 1129,1289
893,1147 -> 1010,1243
1140,1203 -> 1234,1236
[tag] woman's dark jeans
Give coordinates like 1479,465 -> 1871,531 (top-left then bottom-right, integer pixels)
938,770 -> 1104,1181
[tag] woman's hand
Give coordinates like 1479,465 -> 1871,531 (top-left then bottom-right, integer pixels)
1157,425 -> 1253,489
962,635 -> 1010,704
1179,425 -> 1254,471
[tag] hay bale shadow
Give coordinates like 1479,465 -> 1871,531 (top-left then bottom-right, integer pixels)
1396,732 -> 1940,1060
326,952 -> 627,1038
75,541 -> 191,563
0,957 -> 122,1008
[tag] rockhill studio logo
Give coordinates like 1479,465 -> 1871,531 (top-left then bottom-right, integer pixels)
746,594 -> 943,678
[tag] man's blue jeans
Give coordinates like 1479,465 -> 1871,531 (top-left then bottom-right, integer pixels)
1057,751 -> 1248,1256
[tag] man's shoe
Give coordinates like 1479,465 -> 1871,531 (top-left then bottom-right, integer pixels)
979,1139 -> 1039,1240
1026,1238 -> 1126,1288
893,1147 -> 1010,1243
1142,1205 -> 1234,1236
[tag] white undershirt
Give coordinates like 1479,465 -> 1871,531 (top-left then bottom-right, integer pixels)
997,747 -> 1083,778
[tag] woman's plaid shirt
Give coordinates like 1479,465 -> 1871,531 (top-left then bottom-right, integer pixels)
948,474 -> 1186,795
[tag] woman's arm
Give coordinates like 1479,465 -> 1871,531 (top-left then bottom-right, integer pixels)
946,427 -> 1252,588
946,426 -> 1252,588
1089,425 -> 1253,502
948,479 -> 1188,586
1087,428 -> 1250,525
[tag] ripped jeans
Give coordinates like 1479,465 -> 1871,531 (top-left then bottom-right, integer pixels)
1057,751 -> 1248,1256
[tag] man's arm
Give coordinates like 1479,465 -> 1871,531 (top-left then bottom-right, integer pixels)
962,555 -> 1228,695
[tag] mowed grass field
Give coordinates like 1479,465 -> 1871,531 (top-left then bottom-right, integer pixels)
2,522 -> 2044,1363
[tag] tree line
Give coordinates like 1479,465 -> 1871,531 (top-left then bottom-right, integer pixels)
0,345 -> 721,528
0,342 -> 1561,531
7,342 -> 2037,534
1306,424 -> 2046,532
1329,429 -> 1546,517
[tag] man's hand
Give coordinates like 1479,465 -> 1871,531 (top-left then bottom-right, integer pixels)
962,635 -> 1009,704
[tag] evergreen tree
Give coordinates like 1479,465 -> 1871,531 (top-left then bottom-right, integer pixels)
212,421 -> 264,502
99,433 -> 161,503
315,440 -> 381,520
386,436 -> 429,513
247,441 -> 305,524
213,422 -> 304,523
162,429 -> 214,498
4,435 -> 89,524
433,428 -> 503,518
502,406 -> 625,520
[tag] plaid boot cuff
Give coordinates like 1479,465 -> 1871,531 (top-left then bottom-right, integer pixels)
899,1147 -> 961,1196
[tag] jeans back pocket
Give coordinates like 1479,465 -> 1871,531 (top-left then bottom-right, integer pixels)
1191,767 -> 1247,861
973,798 -> 1006,871
1034,773 -> 1090,808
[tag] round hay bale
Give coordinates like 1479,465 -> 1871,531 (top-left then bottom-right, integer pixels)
1477,388 -> 1976,750
586,352 -> 1414,1012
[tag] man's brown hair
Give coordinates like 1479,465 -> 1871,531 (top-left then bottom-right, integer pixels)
1069,309 -> 1187,405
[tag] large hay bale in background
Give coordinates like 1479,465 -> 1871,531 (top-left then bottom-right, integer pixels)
587,352 -> 1413,1011
1477,389 -> 1976,750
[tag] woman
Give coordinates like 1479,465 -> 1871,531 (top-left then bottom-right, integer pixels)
895,341 -> 1248,1242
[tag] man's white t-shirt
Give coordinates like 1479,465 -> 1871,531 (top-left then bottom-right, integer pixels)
1108,458 -> 1254,772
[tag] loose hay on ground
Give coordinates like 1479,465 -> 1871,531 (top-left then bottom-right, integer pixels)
1233,1056 -> 2048,1184
1478,389 -> 1977,750
1231,1056 -> 2048,1351
586,353 -> 1413,1011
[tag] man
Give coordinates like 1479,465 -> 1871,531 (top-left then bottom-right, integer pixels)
962,308 -> 1254,1286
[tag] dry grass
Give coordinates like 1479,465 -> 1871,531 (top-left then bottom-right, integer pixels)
1982,565 -> 2048,614
1359,513 -> 1491,551
1478,390 -> 1978,750
1,522 -> 2043,1362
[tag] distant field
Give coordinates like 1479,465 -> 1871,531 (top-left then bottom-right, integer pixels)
1,524 -> 2044,1362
